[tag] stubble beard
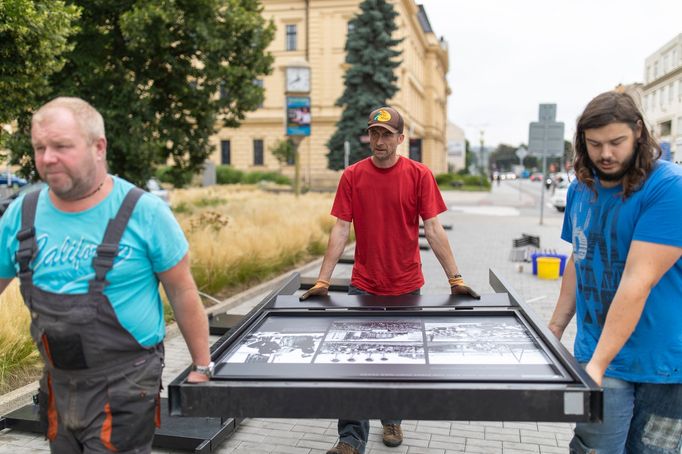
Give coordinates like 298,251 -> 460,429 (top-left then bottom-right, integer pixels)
372,147 -> 396,162
43,161 -> 100,201
588,149 -> 637,183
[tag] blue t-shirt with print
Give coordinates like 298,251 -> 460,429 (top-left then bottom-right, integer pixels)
561,160 -> 682,383
0,176 -> 188,347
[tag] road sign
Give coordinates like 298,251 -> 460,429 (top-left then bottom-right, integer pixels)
515,146 -> 528,162
528,103 -> 565,226
527,104 -> 564,156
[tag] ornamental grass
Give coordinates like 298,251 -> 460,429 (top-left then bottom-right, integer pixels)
0,185 -> 336,393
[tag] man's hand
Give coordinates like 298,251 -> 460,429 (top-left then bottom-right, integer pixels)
548,323 -> 565,340
585,360 -> 604,386
299,279 -> 330,300
449,275 -> 480,299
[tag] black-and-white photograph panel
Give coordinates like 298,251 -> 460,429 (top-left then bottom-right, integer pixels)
226,332 -> 325,364
222,316 -> 327,364
324,319 -> 423,343
425,316 -> 551,365
315,342 -> 425,364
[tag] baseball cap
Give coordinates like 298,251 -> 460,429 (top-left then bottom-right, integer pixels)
367,107 -> 404,134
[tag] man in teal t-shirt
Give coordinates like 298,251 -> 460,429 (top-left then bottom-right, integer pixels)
549,91 -> 682,454
0,97 -> 212,454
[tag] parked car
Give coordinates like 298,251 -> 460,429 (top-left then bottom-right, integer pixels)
550,178 -> 570,212
529,172 -> 544,182
0,173 -> 28,188
146,178 -> 170,205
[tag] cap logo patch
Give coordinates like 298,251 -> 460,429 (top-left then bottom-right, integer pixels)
373,110 -> 392,122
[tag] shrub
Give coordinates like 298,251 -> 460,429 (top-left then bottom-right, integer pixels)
435,173 -> 455,186
216,166 -> 245,184
154,166 -> 193,187
242,171 -> 290,185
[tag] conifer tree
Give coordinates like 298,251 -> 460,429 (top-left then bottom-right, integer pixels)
326,0 -> 401,170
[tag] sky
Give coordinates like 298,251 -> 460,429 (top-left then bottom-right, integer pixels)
420,0 -> 682,149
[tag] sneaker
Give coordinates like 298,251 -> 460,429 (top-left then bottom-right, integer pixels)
326,441 -> 359,454
382,423 -> 403,447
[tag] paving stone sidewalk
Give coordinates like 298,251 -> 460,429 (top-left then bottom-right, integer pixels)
0,181 -> 579,454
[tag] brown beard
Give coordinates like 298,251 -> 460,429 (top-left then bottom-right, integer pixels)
588,149 -> 637,183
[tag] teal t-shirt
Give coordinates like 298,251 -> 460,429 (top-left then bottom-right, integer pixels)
0,176 -> 188,347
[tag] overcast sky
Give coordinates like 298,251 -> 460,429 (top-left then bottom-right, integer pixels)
420,0 -> 682,149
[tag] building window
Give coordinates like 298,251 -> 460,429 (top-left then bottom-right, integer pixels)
670,83 -> 674,103
677,116 -> 682,135
253,139 -> 264,165
221,140 -> 231,165
286,24 -> 297,51
660,120 -> 672,136
253,79 -> 264,108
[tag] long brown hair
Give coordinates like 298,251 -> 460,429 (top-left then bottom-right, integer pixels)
573,91 -> 660,199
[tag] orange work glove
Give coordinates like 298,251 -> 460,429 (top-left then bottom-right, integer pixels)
299,279 -> 330,300
449,275 -> 480,299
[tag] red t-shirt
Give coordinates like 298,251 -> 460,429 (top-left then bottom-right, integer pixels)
331,156 -> 447,295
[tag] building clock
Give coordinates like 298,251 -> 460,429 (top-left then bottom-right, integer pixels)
286,66 -> 310,92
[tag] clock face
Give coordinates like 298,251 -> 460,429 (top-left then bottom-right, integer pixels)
286,67 -> 310,92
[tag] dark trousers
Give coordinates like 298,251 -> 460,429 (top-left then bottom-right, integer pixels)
337,284 -> 420,453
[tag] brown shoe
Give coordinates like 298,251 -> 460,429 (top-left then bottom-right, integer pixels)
382,423 -> 403,447
326,441 -> 360,454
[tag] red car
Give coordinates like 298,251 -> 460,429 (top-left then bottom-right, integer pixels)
529,172 -> 544,182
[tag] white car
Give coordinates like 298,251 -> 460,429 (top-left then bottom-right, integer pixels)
551,180 -> 569,212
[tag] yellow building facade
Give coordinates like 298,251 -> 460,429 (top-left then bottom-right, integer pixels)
209,0 -> 449,188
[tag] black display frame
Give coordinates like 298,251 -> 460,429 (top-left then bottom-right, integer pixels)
169,269 -> 602,422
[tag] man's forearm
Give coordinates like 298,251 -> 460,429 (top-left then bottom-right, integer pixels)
170,287 -> 211,366
317,221 -> 350,282
424,220 -> 459,277
589,277 -> 650,376
548,255 -> 576,339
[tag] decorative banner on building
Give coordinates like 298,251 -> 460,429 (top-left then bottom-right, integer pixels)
286,96 -> 311,136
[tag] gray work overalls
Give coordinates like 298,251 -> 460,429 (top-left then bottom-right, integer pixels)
16,188 -> 164,454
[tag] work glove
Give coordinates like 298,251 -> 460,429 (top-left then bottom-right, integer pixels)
299,279 -> 330,300
449,275 -> 480,299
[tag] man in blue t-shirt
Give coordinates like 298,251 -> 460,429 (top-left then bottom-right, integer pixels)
0,97 -> 212,454
549,91 -> 682,454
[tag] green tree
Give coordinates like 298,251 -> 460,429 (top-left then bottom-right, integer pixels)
8,0 -> 274,187
326,0 -> 402,170
489,143 -> 517,171
269,138 -> 295,170
0,0 -> 80,153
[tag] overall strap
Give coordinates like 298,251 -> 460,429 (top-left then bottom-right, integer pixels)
16,190 -> 41,291
89,188 -> 145,294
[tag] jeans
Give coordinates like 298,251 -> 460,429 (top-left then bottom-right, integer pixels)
337,285 -> 420,453
570,373 -> 682,454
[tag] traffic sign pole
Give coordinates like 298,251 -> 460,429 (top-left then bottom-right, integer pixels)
528,104 -> 564,226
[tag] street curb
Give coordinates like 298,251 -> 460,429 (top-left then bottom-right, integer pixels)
0,246 -> 350,416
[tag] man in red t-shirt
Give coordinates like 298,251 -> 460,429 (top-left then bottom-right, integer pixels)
300,106 -> 478,454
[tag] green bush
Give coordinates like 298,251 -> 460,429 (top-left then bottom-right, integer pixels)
462,175 -> 491,188
435,173 -> 455,186
215,166 -> 291,185
216,165 -> 244,184
154,166 -> 192,187
242,171 -> 290,185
